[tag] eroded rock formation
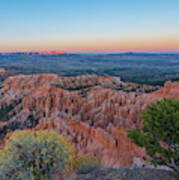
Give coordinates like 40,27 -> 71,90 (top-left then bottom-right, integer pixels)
0,73 -> 178,168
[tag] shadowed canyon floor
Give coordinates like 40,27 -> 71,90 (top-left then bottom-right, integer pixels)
0,71 -> 178,169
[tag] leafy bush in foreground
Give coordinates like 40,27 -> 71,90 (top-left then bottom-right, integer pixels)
74,155 -> 102,174
128,98 -> 179,175
0,130 -> 74,180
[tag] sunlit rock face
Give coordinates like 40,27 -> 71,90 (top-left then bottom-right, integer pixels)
24,50 -> 67,55
153,81 -> 179,99
0,73 -> 178,168
38,50 -> 67,55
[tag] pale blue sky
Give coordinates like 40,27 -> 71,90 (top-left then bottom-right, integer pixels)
0,0 -> 179,52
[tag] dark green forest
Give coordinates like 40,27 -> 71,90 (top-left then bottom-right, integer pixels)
0,53 -> 178,86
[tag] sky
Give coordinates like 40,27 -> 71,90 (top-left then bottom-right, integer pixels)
0,0 -> 179,53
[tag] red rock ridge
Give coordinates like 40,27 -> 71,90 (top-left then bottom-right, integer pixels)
38,50 -> 67,55
153,81 -> 179,99
24,50 -> 67,55
0,74 -> 178,168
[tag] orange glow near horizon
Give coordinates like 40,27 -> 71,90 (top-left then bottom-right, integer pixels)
1,1 -> 179,54
1,35 -> 179,53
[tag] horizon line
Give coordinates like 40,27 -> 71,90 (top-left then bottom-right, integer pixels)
1,51 -> 179,55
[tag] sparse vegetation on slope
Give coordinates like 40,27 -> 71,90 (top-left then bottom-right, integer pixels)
128,98 -> 179,175
0,130 -> 74,180
74,155 -> 102,174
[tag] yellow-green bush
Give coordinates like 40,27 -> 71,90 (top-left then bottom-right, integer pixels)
0,130 -> 74,180
74,155 -> 102,174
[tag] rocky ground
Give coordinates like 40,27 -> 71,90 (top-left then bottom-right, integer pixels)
0,69 -> 178,169
73,168 -> 178,180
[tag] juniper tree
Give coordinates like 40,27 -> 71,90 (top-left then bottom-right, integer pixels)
128,98 -> 179,175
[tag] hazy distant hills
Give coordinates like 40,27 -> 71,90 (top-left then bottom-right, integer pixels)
1,51 -> 179,56
0,52 -> 178,85
0,50 -> 67,56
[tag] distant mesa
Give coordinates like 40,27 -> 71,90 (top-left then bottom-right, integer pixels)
25,50 -> 67,55
37,50 -> 67,55
0,50 -> 67,56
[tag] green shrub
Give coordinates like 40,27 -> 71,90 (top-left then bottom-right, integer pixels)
128,98 -> 179,175
74,155 -> 102,174
0,130 -> 74,180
